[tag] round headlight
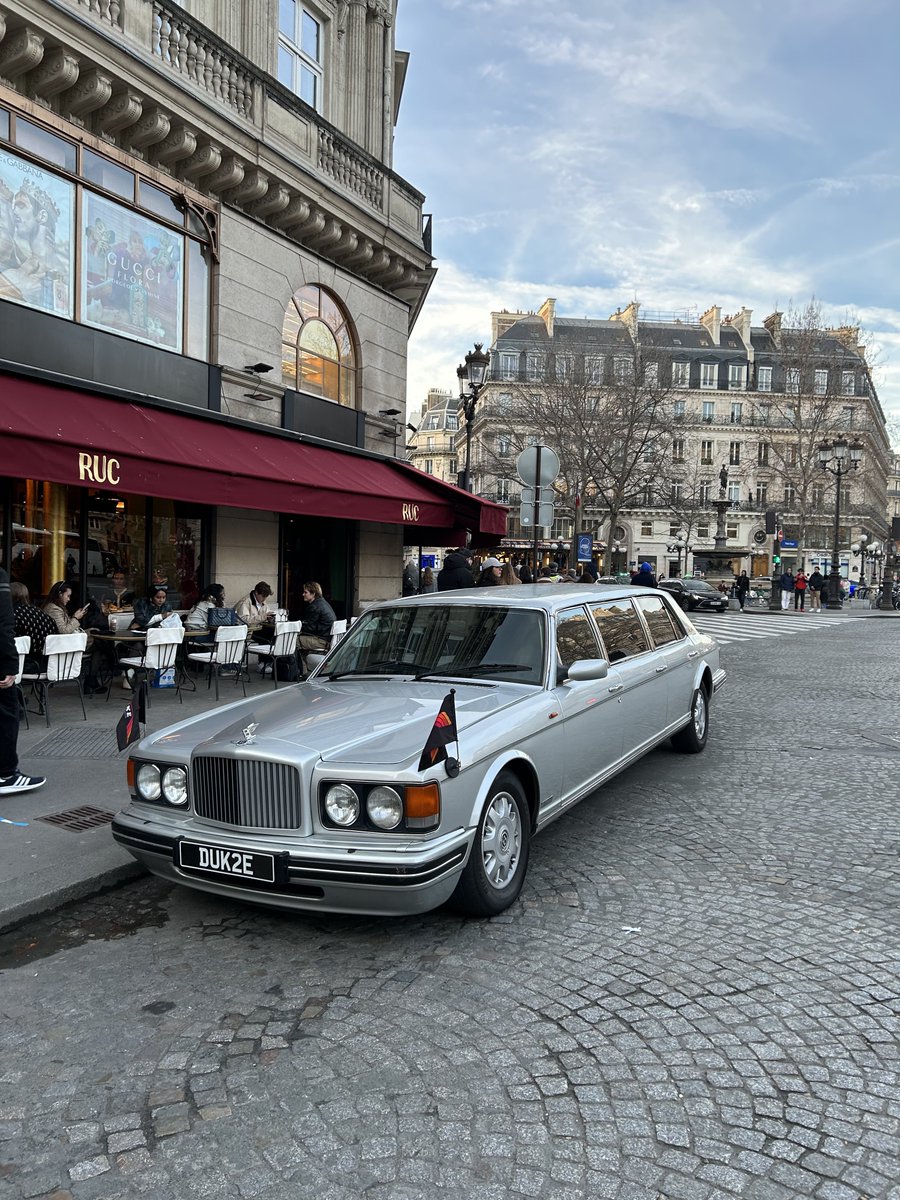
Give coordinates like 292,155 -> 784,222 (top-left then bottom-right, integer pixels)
161,766 -> 188,807
136,763 -> 161,801
366,786 -> 403,830
324,784 -> 359,827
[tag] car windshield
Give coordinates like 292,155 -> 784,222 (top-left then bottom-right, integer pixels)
320,604 -> 546,685
686,581 -> 716,593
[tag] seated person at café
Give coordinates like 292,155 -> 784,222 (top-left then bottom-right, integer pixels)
185,583 -> 226,630
131,586 -> 173,631
42,581 -> 110,693
298,581 -> 335,674
105,570 -> 135,609
11,581 -> 57,672
235,581 -> 275,624
184,583 -> 226,649
44,581 -> 89,634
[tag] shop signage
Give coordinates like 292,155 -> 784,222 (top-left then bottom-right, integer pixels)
402,503 -> 420,522
77,451 -> 120,485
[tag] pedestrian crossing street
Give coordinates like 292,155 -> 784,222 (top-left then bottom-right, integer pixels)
687,609 -> 855,646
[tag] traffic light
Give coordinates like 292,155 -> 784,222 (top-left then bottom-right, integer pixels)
772,538 -> 781,567
765,509 -> 777,535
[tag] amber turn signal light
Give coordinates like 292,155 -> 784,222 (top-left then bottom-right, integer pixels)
404,782 -> 440,829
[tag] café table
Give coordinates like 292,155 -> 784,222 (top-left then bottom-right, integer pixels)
92,628 -> 212,693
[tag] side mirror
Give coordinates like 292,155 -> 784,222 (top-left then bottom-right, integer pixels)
565,658 -> 609,683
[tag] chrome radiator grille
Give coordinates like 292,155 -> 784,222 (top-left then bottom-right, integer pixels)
191,757 -> 302,829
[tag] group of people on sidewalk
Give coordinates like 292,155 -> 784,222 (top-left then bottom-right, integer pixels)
777,568 -> 827,612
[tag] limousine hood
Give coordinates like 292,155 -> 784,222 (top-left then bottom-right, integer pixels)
138,678 -> 530,767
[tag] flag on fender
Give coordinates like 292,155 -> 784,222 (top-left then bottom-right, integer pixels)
418,690 -> 458,771
115,700 -> 142,752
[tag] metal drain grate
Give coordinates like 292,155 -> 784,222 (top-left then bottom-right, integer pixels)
38,806 -> 117,832
29,726 -> 121,759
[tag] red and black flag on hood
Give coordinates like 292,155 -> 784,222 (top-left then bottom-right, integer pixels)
115,699 -> 142,753
418,690 -> 458,772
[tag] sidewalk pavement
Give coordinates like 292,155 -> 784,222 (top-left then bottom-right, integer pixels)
0,666 -> 283,933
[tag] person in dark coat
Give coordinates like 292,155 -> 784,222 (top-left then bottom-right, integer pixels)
808,568 -> 825,611
437,549 -> 475,591
0,566 -> 45,794
734,570 -> 751,610
631,562 -> 658,587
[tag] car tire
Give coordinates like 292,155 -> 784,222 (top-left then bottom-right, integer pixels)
449,771 -> 531,917
671,686 -> 709,754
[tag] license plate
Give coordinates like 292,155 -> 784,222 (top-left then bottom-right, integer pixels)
177,840 -> 275,883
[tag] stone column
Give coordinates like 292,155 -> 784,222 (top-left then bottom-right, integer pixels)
344,0 -> 368,149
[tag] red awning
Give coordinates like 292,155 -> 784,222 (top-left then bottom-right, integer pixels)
0,378 -> 507,539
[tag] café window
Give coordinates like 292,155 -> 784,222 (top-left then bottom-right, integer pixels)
281,284 -> 358,405
0,113 -> 213,357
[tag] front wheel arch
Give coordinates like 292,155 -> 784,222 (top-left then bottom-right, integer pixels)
670,682 -> 710,754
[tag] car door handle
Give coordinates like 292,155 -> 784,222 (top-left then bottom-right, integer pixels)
687,651 -> 699,659
655,665 -> 667,673
607,683 -> 623,694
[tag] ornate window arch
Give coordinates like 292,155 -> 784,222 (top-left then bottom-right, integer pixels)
281,284 -> 357,406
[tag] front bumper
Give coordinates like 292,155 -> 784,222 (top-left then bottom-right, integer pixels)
111,809 -> 471,916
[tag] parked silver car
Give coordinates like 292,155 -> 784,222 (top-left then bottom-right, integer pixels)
112,585 -> 725,918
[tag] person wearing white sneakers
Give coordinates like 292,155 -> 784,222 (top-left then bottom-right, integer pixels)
0,566 -> 46,795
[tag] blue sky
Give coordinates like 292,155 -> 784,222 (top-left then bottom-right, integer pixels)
394,0 -> 900,432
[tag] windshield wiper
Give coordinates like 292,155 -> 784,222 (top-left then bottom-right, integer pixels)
438,663 -> 535,678
324,659 -> 433,679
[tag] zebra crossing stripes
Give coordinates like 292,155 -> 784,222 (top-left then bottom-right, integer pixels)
687,611 -> 854,645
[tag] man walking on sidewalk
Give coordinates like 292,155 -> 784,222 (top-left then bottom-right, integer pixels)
0,565 -> 45,795
780,568 -> 794,611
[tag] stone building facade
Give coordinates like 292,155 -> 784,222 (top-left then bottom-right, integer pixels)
0,0 -> 503,616
409,298 -> 891,579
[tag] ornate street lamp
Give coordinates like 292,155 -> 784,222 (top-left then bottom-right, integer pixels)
818,438 -> 862,609
456,342 -> 491,493
666,531 -> 693,577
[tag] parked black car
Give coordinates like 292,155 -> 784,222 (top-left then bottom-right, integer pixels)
658,578 -> 728,612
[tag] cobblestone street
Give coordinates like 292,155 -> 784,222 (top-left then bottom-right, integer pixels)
1,619 -> 899,1200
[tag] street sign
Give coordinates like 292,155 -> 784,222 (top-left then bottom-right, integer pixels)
516,445 -> 560,487
520,501 -> 555,528
577,534 -> 593,562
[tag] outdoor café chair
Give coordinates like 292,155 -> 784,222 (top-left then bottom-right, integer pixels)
108,625 -> 185,706
14,634 -> 30,730
187,624 -> 249,700
246,620 -> 301,687
20,631 -> 88,727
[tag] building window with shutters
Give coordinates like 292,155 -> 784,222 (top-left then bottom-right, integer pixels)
729,441 -> 741,466
756,483 -> 768,506
727,482 -> 740,504
786,367 -> 800,394
757,366 -> 773,392
784,485 -> 795,505
728,364 -> 745,391
700,440 -> 713,464
842,370 -> 856,396
700,480 -> 711,503
672,438 -> 685,463
814,369 -> 828,395
700,362 -> 718,389
673,398 -> 686,419
730,402 -> 743,424
757,442 -> 769,467
673,362 -> 690,388
702,401 -> 715,422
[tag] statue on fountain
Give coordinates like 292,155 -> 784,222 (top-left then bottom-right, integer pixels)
719,464 -> 728,492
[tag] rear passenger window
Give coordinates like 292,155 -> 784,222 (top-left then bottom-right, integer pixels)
556,608 -> 602,669
635,595 -> 683,646
590,600 -> 649,661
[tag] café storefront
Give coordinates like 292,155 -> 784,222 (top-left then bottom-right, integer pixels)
0,378 -> 507,619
